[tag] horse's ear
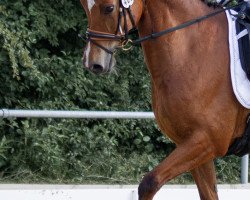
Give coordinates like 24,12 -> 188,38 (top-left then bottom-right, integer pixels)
80,0 -> 89,13
80,0 -> 84,8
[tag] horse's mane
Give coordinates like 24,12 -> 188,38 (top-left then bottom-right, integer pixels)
200,0 -> 224,8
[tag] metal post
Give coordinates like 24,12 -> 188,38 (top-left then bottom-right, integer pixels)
241,154 -> 249,184
0,109 -> 155,119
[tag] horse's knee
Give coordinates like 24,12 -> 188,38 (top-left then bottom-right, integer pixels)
138,172 -> 159,200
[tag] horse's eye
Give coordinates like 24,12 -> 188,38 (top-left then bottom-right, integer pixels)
104,5 -> 114,14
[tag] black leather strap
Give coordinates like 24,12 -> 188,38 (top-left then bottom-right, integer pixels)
127,6 -> 136,28
227,114 -> 250,157
86,30 -> 124,41
78,34 -> 115,55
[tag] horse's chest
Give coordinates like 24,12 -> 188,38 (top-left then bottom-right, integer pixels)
152,90 -> 193,144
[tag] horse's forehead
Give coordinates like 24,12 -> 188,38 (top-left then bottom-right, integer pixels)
87,0 -> 96,11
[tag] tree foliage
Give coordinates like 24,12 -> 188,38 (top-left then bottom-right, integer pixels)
0,0 -> 243,184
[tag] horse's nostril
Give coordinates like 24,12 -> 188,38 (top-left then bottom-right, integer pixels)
91,64 -> 104,74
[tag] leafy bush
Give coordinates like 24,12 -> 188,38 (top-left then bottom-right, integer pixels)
0,0 -> 245,184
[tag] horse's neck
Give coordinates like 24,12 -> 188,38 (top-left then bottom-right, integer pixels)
138,0 -> 224,86
138,0 -> 210,35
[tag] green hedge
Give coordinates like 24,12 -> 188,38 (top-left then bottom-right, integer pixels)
0,0 -> 242,184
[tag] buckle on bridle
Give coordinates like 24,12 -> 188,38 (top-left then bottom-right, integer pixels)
121,39 -> 133,51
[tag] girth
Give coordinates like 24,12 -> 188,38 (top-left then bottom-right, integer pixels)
227,115 -> 250,157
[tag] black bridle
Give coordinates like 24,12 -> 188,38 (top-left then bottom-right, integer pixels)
79,0 -> 136,55
79,1 -> 244,53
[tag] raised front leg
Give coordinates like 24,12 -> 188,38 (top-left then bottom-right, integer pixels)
138,134 -> 217,200
191,161 -> 219,200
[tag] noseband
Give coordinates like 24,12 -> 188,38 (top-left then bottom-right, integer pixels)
79,0 -> 136,55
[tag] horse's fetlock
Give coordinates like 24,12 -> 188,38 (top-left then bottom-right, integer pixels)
138,172 -> 159,200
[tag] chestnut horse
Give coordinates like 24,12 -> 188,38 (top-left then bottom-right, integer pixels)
80,0 -> 250,199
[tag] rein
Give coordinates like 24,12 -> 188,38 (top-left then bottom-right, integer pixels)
79,1 -> 244,53
132,2 -> 244,45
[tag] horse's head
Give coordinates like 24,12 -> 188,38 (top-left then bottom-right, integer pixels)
80,0 -> 143,74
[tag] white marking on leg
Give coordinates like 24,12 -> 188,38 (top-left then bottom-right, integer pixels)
87,0 -> 95,12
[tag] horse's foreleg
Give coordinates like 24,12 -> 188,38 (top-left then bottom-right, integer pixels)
191,161 -> 219,200
138,135 -> 216,200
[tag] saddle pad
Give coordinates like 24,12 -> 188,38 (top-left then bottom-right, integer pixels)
226,10 -> 250,109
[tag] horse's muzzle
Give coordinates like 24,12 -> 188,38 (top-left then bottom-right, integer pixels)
90,63 -> 104,75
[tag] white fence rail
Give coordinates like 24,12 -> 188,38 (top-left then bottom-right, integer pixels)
1,185 -> 250,200
0,109 -> 248,184
0,109 -> 155,119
